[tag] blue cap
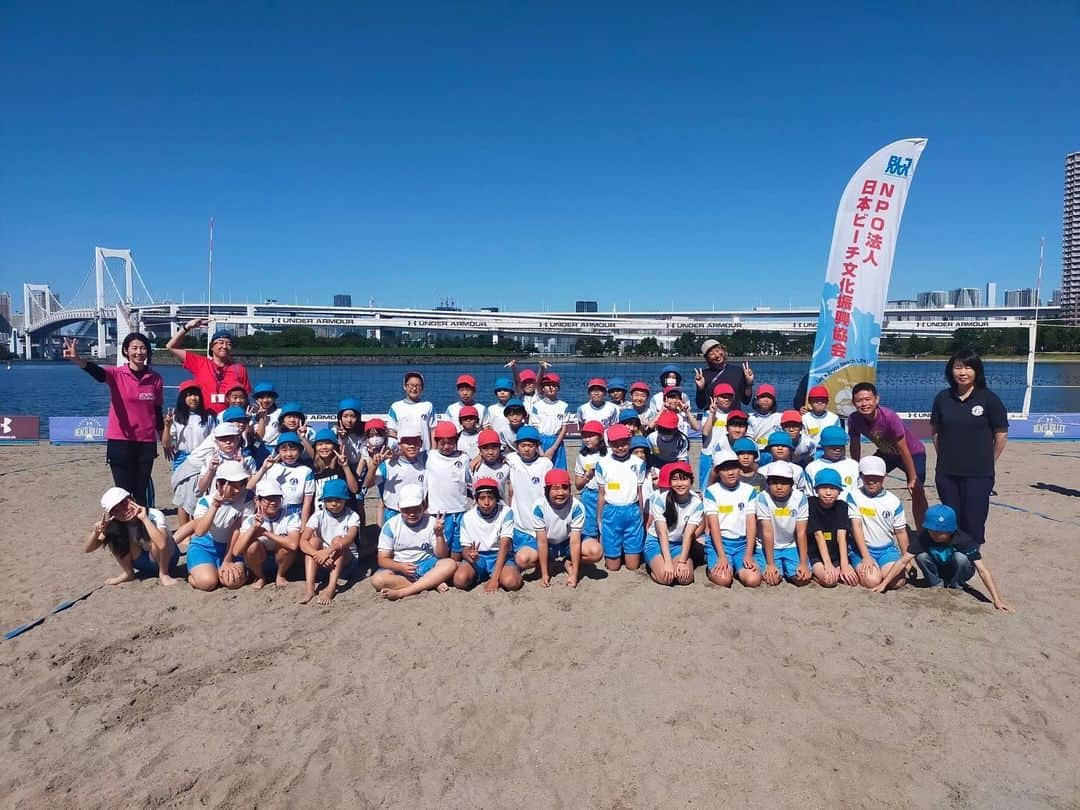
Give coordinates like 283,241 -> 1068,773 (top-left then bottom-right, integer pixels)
320,479 -> 350,501
253,382 -> 277,396
630,436 -> 652,451
813,468 -> 843,490
659,364 -> 681,378
514,426 -> 541,444
767,431 -> 793,449
313,428 -> 338,445
925,504 -> 958,532
211,329 -> 233,343
221,406 -> 249,422
493,376 -> 514,393
279,401 -> 304,418
819,425 -> 848,448
504,398 -> 526,411
607,377 -> 627,391
732,437 -> 759,454
337,397 -> 362,416
276,431 -> 303,448
619,409 -> 641,424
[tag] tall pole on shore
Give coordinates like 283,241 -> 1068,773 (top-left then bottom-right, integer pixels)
206,217 -> 214,353
1022,236 -> 1044,418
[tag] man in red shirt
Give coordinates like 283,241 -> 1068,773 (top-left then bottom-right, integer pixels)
166,318 -> 251,415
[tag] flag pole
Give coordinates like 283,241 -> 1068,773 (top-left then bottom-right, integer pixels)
206,216 -> 214,353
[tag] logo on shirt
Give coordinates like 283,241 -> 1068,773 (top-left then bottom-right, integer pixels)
454,460 -> 464,469
531,476 -> 540,485
971,405 -> 984,417
880,509 -> 892,520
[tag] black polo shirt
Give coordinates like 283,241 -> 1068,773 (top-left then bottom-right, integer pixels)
696,363 -> 752,409
930,387 -> 1008,477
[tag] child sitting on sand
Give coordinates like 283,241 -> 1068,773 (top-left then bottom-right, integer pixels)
528,469 -> 603,588
371,484 -> 457,600
755,461 -> 812,587
845,456 -> 911,591
85,487 -> 179,586
643,462 -> 702,587
453,478 -> 523,593
299,479 -> 361,605
232,479 -> 301,589
187,460 -> 251,592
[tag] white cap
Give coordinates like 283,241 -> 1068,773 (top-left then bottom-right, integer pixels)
214,422 -> 242,438
711,449 -> 739,468
215,460 -> 250,483
398,483 -> 425,509
762,460 -> 796,481
858,456 -> 887,477
100,486 -> 131,512
255,479 -> 283,498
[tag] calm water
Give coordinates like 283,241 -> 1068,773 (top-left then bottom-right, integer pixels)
4,358 -> 1080,425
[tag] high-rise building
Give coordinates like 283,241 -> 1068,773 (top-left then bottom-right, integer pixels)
916,290 -> 948,308
575,300 -> 598,313
1064,152 -> 1080,324
1004,288 -> 1038,307
985,282 -> 997,308
0,291 -> 10,324
333,294 -> 352,308
1050,288 -> 1062,307
950,288 -> 982,308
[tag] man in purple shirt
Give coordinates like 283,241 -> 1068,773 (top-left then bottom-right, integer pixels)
847,382 -> 928,527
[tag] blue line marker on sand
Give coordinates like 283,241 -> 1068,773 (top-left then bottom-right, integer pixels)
3,586 -> 104,641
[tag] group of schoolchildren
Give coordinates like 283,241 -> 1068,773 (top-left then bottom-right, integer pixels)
86,360 -> 1009,608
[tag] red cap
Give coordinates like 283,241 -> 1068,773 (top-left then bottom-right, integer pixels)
473,477 -> 500,493
178,379 -> 201,393
518,369 -> 537,382
365,417 -> 387,431
456,374 -> 477,389
606,424 -> 632,442
781,409 -> 803,424
544,469 -> 571,487
655,410 -> 679,430
586,378 -> 607,390
629,381 -> 650,394
808,385 -> 829,400
458,405 -> 479,419
712,382 -> 735,397
477,429 -> 501,446
756,383 -> 776,398
658,461 -> 693,489
663,385 -> 681,396
726,409 -> 748,422
580,420 -> 605,435
433,421 -> 459,439
541,372 -> 561,385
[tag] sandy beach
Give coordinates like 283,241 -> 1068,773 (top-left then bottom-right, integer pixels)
2,440 -> 1079,809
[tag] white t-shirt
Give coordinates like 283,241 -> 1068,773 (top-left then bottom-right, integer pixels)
802,410 -> 841,444
425,450 -> 471,514
531,497 -> 586,544
649,391 -> 690,415
845,487 -> 906,549
645,491 -> 703,541
486,402 -> 509,432
702,481 -> 758,541
170,414 -> 216,455
530,398 -> 569,435
378,513 -> 439,563
573,450 -> 604,491
748,410 -> 783,449
387,398 -> 436,450
506,453 -> 553,533
701,410 -> 731,456
474,459 -> 512,501
575,400 -> 620,428
241,511 -> 300,547
375,455 -> 427,511
595,454 -> 645,507
754,489 -> 809,550
306,507 -> 361,557
193,495 -> 249,545
457,429 -> 481,461
261,408 -> 282,447
445,401 -> 488,430
459,504 -> 515,553
802,457 -> 860,497
199,450 -> 258,479
264,462 -> 315,511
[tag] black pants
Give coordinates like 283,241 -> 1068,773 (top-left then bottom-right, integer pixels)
934,472 -> 994,545
106,440 -> 158,507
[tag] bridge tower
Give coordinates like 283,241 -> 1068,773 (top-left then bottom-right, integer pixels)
95,247 -> 136,354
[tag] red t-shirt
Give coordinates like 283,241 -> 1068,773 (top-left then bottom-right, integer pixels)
183,353 -> 251,414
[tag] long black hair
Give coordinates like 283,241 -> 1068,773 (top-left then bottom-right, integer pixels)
663,471 -> 694,529
174,383 -> 209,426
945,347 -> 987,392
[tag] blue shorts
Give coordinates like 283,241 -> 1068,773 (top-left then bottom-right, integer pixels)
541,434 -> 567,470
876,451 -> 926,484
548,540 -> 570,560
643,535 -> 683,566
601,502 -> 645,559
133,543 -> 180,576
186,534 -> 229,570
849,544 -> 902,568
707,537 -> 765,571
579,487 -> 599,539
381,554 -> 439,581
770,546 -> 805,578
437,511 -> 464,554
513,528 -> 537,553
471,550 -> 516,582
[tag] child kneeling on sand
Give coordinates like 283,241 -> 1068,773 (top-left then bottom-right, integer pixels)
875,504 -> 1011,610
232,478 -> 301,590
187,461 -> 251,592
299,479 -> 360,605
86,487 -> 179,586
453,478 -> 523,593
371,484 -> 457,600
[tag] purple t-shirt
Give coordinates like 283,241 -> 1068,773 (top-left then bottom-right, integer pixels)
847,405 -> 925,458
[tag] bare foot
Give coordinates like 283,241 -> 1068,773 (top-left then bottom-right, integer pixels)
317,588 -> 336,605
251,577 -> 266,591
378,588 -> 403,601
298,588 -> 316,605
274,576 -> 289,588
105,571 -> 136,585
159,574 -> 179,587
436,582 -> 449,593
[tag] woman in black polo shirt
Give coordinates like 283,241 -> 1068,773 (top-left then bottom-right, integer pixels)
930,349 -> 1008,545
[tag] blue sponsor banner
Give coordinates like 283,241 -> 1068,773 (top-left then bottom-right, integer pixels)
1009,414 -> 1080,441
49,416 -> 108,444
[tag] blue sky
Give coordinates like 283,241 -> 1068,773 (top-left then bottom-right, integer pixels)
2,2 -> 1077,313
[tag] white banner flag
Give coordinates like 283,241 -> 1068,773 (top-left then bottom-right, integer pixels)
808,138 -> 927,413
